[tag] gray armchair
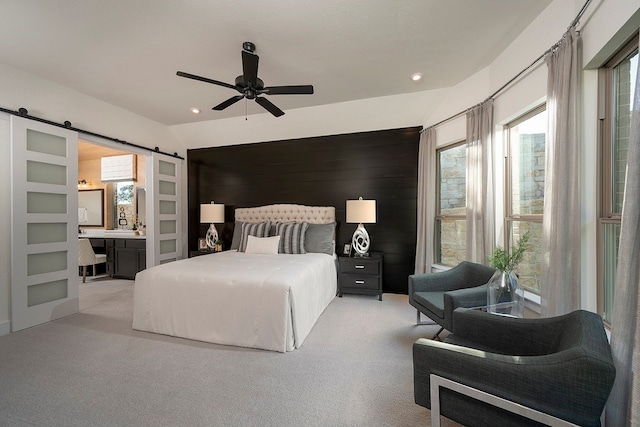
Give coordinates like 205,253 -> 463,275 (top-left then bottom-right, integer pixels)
408,261 -> 496,339
413,308 -> 616,427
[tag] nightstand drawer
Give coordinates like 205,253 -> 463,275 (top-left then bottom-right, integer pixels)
339,274 -> 380,291
339,259 -> 380,275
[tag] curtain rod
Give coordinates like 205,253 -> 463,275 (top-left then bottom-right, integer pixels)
0,106 -> 184,160
423,0 -> 593,133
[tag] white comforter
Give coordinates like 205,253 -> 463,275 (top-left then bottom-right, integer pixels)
132,251 -> 337,352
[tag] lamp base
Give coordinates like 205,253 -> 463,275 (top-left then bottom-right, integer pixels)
205,224 -> 218,249
351,223 -> 370,257
353,252 -> 370,258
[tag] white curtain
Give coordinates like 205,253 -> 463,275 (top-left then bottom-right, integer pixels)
414,127 -> 437,274
540,28 -> 581,317
606,33 -> 640,427
465,99 -> 494,263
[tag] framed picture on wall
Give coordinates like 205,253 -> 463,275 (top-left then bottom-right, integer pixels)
343,243 -> 352,257
198,238 -> 207,250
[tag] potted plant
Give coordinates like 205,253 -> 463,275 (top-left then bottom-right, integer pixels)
485,230 -> 530,317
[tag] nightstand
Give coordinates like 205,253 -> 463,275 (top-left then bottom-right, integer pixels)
338,252 -> 383,301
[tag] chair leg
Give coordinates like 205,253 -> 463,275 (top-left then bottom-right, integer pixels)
82,266 -> 87,283
416,310 -> 435,325
416,311 -> 445,340
93,264 -> 96,277
432,327 -> 445,341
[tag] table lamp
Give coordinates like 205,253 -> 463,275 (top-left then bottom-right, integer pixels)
346,197 -> 376,257
200,202 -> 225,249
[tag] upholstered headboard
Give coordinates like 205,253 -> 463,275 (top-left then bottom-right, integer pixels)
235,204 -> 335,224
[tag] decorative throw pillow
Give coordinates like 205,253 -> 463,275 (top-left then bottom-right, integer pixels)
230,221 -> 244,250
275,221 -> 309,254
304,222 -> 336,255
244,235 -> 280,255
238,221 -> 272,252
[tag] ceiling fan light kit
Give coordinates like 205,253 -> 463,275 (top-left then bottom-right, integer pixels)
177,41 -> 314,118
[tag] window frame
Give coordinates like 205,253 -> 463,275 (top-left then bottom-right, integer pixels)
434,140 -> 466,266
503,104 -> 547,294
597,34 -> 638,325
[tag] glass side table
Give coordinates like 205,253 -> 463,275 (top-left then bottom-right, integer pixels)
469,301 -> 521,318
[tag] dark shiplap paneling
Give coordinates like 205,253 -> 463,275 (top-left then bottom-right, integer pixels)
187,126 -> 420,294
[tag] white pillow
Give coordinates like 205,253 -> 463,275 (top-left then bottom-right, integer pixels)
244,235 -> 280,255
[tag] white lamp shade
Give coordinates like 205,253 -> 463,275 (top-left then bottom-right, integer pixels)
200,203 -> 225,223
346,199 -> 376,224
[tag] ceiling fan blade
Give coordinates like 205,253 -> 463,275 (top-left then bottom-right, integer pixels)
213,95 -> 244,111
255,97 -> 284,117
262,85 -> 314,95
242,51 -> 259,87
177,71 -> 238,91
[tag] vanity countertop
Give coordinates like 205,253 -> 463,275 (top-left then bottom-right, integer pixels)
79,230 -> 147,240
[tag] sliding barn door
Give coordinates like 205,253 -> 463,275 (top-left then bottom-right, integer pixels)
10,116 -> 79,332
147,153 -> 182,266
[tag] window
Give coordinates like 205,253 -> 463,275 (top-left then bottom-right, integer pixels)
113,181 -> 135,229
115,181 -> 134,205
435,142 -> 466,266
505,106 -> 547,293
599,36 -> 638,325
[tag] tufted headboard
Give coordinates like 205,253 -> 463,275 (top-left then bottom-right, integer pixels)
235,204 -> 335,224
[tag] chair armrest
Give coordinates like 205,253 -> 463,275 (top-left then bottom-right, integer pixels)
409,269 -> 465,293
440,286 -> 489,332
409,262 -> 496,295
444,284 -> 488,312
450,309 -> 568,355
413,338 -> 615,426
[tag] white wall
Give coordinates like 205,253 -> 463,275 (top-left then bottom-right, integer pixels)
0,64 -> 185,333
0,63 -> 184,155
169,88 -> 449,148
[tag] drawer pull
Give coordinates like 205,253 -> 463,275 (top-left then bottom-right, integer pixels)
355,280 -> 365,284
355,265 -> 365,269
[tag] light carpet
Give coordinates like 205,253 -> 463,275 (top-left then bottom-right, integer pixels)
0,278 -> 458,427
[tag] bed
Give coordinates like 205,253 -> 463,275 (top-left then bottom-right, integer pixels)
132,204 -> 337,352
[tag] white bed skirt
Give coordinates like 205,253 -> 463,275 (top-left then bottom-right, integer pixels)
132,251 -> 337,352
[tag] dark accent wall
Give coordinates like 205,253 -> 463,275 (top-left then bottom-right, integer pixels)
187,126 -> 421,294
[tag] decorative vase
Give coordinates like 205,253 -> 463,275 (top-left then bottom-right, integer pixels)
486,270 -> 524,318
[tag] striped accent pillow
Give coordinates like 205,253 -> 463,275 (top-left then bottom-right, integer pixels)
238,221 -> 272,252
275,221 -> 309,254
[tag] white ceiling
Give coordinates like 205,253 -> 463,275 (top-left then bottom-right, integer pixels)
77,140 -> 130,161
0,0 -> 551,126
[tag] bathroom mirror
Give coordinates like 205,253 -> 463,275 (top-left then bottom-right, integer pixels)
136,187 -> 146,226
78,189 -> 104,227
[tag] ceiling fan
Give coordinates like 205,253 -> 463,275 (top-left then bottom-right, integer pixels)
177,42 -> 314,118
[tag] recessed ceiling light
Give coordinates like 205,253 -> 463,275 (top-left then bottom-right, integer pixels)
411,73 -> 423,82
190,108 -> 200,114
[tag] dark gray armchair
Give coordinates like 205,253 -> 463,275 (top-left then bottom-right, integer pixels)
413,308 -> 616,427
408,261 -> 496,339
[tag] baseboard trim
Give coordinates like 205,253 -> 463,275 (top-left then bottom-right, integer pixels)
0,320 -> 10,336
